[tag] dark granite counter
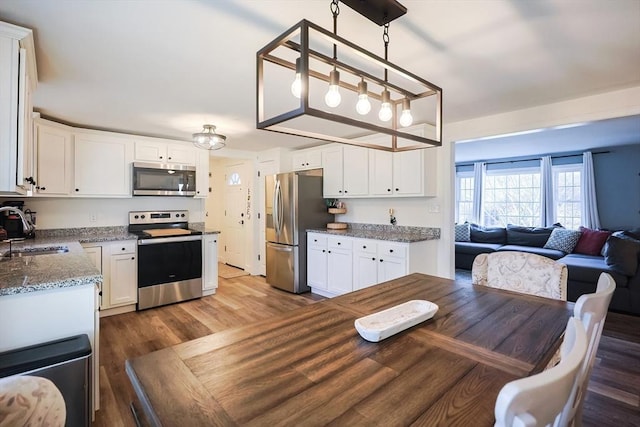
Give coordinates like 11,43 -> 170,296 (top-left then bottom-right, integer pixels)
307,223 -> 440,243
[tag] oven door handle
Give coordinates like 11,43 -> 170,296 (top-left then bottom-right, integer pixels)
138,235 -> 203,245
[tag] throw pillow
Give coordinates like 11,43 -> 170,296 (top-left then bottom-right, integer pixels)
574,227 -> 611,255
455,223 -> 470,242
506,224 -> 558,247
544,228 -> 582,253
470,223 -> 507,244
604,235 -> 640,276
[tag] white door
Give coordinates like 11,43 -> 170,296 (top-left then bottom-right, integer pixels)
224,163 -> 247,269
258,160 -> 277,276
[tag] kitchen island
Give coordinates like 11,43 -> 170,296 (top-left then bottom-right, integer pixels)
126,273 -> 571,426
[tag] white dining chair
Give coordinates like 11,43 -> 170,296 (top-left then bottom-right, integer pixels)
558,272 -> 616,427
494,317 -> 588,427
472,252 -> 568,300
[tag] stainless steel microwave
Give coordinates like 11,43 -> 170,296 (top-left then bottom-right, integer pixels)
132,162 -> 196,196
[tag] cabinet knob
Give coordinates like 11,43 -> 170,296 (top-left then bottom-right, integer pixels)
380,259 -> 384,262
337,242 -> 341,245
99,291 -> 102,296
122,248 -> 126,251
75,188 -> 79,192
41,186 -> 46,191
362,245 -> 366,249
338,190 -> 342,193
328,250 -> 331,253
168,157 -> 172,160
344,190 -> 348,194
322,249 -> 326,253
389,249 -> 394,253
159,156 -> 163,159
371,257 -> 375,261
395,188 -> 399,191
214,240 -> 217,243
387,188 -> 391,192
131,257 -> 135,260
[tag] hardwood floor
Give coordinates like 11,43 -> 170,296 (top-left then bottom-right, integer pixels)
93,274 -> 640,426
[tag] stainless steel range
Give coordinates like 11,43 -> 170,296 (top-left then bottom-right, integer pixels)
128,210 -> 202,310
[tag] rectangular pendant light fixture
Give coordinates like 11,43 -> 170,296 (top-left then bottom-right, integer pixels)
256,12 -> 442,152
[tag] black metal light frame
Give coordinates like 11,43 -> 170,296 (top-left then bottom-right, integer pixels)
256,19 -> 442,152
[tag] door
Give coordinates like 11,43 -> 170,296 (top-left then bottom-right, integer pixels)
342,146 -> 369,196
109,253 -> 137,307
224,163 -> 247,269
327,248 -> 352,295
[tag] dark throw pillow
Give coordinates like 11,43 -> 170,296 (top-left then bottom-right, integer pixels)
544,228 -> 582,253
604,235 -> 640,277
455,223 -> 471,242
574,227 -> 611,256
470,223 -> 507,244
506,224 -> 557,247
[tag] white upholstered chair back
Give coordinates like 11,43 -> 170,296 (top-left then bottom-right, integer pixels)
0,375 -> 66,426
472,252 -> 568,300
494,317 -> 588,427
558,273 -> 616,427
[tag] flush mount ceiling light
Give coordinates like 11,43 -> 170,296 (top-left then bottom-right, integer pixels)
257,0 -> 442,152
192,124 -> 226,150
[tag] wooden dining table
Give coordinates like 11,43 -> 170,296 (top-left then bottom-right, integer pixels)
126,273 -> 572,426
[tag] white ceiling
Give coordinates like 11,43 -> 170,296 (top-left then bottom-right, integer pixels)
1,0 -> 639,152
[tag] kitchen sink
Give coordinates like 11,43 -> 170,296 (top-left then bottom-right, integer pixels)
1,246 -> 69,258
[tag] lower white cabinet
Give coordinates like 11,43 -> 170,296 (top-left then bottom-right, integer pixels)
308,232 -> 436,297
202,233 -> 219,296
83,240 -> 138,316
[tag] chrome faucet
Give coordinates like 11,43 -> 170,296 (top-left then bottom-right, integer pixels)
0,207 -> 36,236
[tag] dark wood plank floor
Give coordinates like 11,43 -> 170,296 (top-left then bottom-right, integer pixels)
93,274 -> 640,426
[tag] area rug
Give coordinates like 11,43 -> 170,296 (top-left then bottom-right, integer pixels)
218,263 -> 249,279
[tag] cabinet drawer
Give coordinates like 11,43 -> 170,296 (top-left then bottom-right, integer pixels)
328,236 -> 352,250
308,234 -> 327,248
111,241 -> 136,255
378,242 -> 407,259
354,239 -> 376,254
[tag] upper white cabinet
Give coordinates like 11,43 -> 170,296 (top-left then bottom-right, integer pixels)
0,21 -> 37,194
134,140 -> 196,165
34,120 -> 72,196
195,149 -> 210,198
322,145 -> 369,198
291,147 -> 322,171
73,132 -> 133,197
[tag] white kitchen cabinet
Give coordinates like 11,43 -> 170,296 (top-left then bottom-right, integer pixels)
326,236 -> 353,295
107,242 -> 137,307
0,22 -> 37,195
195,149 -> 210,198
307,234 -> 328,291
308,232 -> 436,297
134,140 -> 196,165
34,120 -> 73,196
84,240 -> 137,315
73,132 -> 133,197
202,234 -> 219,296
291,147 -> 322,171
368,150 -> 394,196
322,145 -> 369,198
353,240 -> 408,290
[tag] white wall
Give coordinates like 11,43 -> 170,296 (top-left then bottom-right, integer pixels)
4,196 -> 205,229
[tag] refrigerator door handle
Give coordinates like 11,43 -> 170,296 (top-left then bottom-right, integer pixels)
273,179 -> 281,235
276,179 -> 284,235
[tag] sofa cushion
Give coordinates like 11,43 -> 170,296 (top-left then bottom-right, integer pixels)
544,228 -> 582,253
574,227 -> 611,256
605,235 -> 640,277
506,224 -> 556,247
455,242 -> 502,256
470,224 -> 507,244
455,223 -> 471,242
497,245 -> 565,260
560,254 -> 628,288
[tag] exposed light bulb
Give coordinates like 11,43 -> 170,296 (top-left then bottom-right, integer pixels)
324,69 -> 341,108
291,73 -> 301,98
291,58 -> 302,98
355,80 -> 371,115
378,89 -> 392,122
399,98 -> 413,127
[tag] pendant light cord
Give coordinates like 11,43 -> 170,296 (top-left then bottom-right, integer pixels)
383,22 -> 389,82
331,0 -> 340,61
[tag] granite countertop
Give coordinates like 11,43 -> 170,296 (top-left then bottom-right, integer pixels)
0,239 -> 101,296
307,223 -> 441,243
188,223 -> 221,235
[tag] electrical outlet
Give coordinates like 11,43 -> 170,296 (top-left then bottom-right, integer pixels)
89,213 -> 97,222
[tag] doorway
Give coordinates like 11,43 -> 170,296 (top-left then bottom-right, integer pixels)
223,163 -> 248,269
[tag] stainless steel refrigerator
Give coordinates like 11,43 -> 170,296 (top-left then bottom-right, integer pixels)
265,170 -> 333,293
